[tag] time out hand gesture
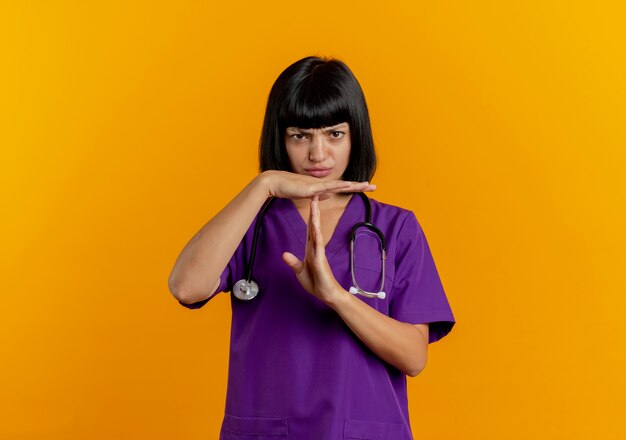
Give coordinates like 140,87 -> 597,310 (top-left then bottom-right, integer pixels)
264,170 -> 374,201
281,195 -> 343,304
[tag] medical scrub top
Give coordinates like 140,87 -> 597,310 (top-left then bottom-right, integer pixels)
180,194 -> 456,440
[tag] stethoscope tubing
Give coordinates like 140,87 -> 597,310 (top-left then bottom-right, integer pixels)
234,192 -> 386,300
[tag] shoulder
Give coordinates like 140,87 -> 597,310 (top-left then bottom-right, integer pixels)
360,196 -> 429,260
368,196 -> 412,216
366,196 -> 422,233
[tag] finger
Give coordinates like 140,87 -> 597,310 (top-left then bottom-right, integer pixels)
282,251 -> 303,274
307,196 -> 314,254
312,180 -> 353,195
360,183 -> 376,192
306,202 -> 312,251
307,196 -> 316,257
306,196 -> 316,255
331,182 -> 376,192
311,195 -> 324,255
313,181 -> 374,195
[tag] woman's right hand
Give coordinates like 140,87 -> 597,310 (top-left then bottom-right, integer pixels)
258,170 -> 376,201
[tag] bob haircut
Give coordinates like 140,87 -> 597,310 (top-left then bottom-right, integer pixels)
259,56 -> 377,183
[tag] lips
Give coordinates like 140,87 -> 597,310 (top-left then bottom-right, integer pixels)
306,168 -> 332,177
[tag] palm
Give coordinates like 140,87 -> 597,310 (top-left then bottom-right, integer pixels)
282,195 -> 342,303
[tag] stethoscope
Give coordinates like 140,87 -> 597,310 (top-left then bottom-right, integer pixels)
233,192 -> 387,301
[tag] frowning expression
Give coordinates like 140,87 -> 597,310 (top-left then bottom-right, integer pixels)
284,122 -> 351,181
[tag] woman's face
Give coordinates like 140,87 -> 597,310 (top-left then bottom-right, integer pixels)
284,122 -> 351,181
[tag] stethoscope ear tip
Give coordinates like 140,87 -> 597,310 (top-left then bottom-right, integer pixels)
349,286 -> 386,300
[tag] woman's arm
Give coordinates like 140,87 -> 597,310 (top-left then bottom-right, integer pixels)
168,173 -> 271,304
282,195 -> 428,377
326,290 -> 429,377
169,172 -> 373,305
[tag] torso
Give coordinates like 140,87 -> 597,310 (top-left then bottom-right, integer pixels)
221,195 -> 421,440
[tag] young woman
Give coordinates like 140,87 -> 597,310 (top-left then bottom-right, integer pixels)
169,55 -> 456,440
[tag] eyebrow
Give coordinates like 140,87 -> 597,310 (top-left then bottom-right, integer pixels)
286,123 -> 348,134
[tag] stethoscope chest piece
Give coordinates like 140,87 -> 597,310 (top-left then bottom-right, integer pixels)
233,279 -> 259,301
233,192 -> 386,301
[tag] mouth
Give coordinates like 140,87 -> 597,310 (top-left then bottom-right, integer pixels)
306,168 -> 333,177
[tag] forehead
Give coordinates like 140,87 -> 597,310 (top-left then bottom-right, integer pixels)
285,122 -> 349,133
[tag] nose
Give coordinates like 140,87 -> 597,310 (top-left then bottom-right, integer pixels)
309,134 -> 327,162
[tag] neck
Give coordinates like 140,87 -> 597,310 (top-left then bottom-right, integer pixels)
291,192 -> 353,211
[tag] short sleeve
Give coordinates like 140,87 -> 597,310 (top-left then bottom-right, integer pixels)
177,254 -> 235,309
177,204 -> 266,310
389,211 -> 456,343
177,219 -> 254,309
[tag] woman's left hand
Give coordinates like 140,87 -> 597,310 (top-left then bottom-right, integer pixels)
281,195 -> 343,304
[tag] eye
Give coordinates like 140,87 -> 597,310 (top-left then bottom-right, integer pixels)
289,133 -> 306,141
330,131 -> 345,139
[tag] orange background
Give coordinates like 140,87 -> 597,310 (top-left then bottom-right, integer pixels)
2,1 -> 625,439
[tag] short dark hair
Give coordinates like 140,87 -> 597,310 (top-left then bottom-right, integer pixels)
258,56 -> 377,183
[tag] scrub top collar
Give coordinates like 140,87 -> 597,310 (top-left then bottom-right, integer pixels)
280,193 -> 364,262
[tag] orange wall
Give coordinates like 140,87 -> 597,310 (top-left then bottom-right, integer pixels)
1,1 -> 625,439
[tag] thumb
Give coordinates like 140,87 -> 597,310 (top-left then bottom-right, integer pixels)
282,251 -> 303,274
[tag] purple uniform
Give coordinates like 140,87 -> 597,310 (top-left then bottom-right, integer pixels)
180,195 -> 456,440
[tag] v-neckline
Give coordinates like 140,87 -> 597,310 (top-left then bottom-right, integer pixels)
283,194 -> 359,261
